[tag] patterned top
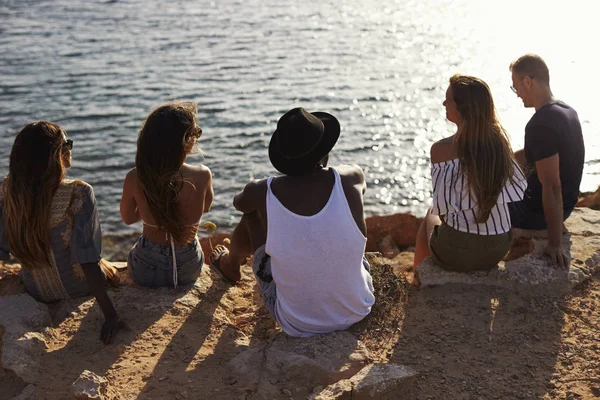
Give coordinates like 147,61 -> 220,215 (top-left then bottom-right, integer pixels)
0,180 -> 102,302
431,159 -> 527,235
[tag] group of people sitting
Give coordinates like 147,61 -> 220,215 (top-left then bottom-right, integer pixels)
0,54 -> 585,343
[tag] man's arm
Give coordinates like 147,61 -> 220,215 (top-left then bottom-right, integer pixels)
337,164 -> 367,237
514,149 -> 526,169
536,153 -> 568,267
233,179 -> 266,214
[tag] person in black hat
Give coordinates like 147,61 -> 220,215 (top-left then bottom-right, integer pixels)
209,107 -> 375,337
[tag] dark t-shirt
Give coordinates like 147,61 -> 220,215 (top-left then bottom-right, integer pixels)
523,101 -> 585,213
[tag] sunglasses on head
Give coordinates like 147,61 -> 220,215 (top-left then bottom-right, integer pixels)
63,139 -> 73,150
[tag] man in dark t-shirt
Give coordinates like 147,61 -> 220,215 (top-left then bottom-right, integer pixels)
508,54 -> 585,268
522,102 -> 585,214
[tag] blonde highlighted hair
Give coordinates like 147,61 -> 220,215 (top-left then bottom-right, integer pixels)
449,74 -> 517,222
2,121 -> 68,268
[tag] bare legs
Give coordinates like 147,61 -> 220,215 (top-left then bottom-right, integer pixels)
210,212 -> 266,282
413,207 -> 442,270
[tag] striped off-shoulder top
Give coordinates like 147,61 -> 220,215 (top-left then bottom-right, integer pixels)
431,159 -> 527,235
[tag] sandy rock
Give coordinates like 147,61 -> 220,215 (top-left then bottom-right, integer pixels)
0,262 -> 24,296
264,331 -> 370,387
311,379 -> 353,400
378,235 -> 401,257
228,345 -> 266,379
175,293 -> 201,308
0,294 -> 51,384
348,363 -> 417,399
92,266 -> 215,316
71,370 -> 108,399
563,207 -> 600,237
418,256 -> 587,296
576,186 -> 600,210
10,384 -> 36,400
311,363 -> 417,400
2,332 -> 47,385
192,268 -> 213,294
418,208 -> 600,295
0,294 -> 52,329
229,331 -> 370,393
366,213 -> 422,252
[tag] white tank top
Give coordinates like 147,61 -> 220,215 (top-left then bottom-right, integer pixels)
265,168 -> 375,337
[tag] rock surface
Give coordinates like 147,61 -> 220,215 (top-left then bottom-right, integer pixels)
577,186 -> 600,210
71,370 -> 108,399
0,294 -> 51,384
418,208 -> 600,294
312,363 -> 417,400
264,332 -> 370,386
9,384 -> 36,400
0,207 -> 598,399
229,331 -> 370,398
366,213 -> 422,253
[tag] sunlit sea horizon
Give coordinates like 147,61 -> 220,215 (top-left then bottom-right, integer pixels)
1,0 -> 598,234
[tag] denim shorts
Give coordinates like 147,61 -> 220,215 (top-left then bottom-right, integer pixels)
509,200 -> 573,230
128,235 -> 203,288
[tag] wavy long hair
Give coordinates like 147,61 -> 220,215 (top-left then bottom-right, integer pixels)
3,121 -> 68,267
135,102 -> 200,243
450,74 -> 516,222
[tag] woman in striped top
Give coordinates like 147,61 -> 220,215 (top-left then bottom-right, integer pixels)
412,74 -> 527,276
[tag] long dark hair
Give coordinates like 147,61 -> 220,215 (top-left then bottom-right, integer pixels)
135,102 -> 200,243
450,74 -> 516,222
3,121 -> 68,267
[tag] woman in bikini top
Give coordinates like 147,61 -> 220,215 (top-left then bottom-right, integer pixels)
120,102 -> 214,288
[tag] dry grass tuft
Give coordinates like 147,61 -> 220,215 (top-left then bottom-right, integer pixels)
352,253 -> 412,360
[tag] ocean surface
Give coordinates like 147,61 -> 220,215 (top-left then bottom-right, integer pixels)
1,0 -> 599,235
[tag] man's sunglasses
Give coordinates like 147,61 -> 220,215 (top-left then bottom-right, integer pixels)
64,139 -> 73,150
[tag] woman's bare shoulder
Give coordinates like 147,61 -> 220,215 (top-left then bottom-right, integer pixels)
123,168 -> 139,187
430,137 -> 458,164
182,164 -> 212,191
183,164 -> 210,181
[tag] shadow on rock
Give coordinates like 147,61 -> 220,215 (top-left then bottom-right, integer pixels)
387,281 -> 568,399
32,275 -> 203,399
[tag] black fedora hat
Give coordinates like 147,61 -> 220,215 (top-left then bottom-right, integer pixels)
269,107 -> 340,176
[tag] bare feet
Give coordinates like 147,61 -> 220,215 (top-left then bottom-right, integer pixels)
209,245 -> 239,284
398,263 -> 420,288
99,259 -> 120,286
503,237 -> 535,262
404,270 -> 421,288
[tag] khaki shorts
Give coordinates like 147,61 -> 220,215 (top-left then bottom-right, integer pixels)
430,224 -> 512,272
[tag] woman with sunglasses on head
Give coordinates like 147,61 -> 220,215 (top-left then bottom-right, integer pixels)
120,102 -> 213,288
411,74 -> 528,281
0,121 -> 120,344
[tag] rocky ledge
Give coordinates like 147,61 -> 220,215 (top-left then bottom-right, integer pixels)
418,208 -> 600,295
0,207 -> 599,399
